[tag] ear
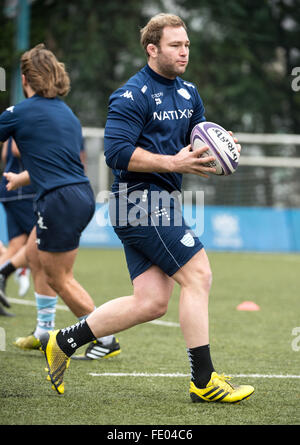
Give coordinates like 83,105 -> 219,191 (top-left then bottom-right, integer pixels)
21,74 -> 27,86
146,43 -> 158,59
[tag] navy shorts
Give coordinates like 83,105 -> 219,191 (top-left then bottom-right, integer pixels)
3,199 -> 36,240
109,183 -> 203,281
35,182 -> 95,252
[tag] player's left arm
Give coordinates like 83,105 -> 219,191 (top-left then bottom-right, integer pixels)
187,88 -> 206,142
11,138 -> 21,157
0,107 -> 18,142
3,170 -> 31,191
189,88 -> 241,153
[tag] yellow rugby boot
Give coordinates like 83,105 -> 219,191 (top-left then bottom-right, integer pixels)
190,372 -> 254,403
14,333 -> 41,350
40,330 -> 70,395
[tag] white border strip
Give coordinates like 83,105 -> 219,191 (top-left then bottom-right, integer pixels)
89,372 -> 300,379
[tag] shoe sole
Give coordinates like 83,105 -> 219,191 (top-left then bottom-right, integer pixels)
190,389 -> 254,404
0,307 -> 15,317
0,290 -> 11,308
71,348 -> 121,361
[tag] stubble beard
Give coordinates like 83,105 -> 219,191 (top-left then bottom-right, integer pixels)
156,54 -> 187,80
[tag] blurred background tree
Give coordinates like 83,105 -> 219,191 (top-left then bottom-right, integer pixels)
1,0 -> 299,133
181,0 -> 300,134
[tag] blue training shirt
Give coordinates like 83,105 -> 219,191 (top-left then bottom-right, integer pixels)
0,137 -> 36,202
104,64 -> 206,192
0,95 -> 89,200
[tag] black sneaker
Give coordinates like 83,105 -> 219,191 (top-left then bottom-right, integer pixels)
0,273 -> 10,308
72,337 -> 121,360
0,302 -> 14,317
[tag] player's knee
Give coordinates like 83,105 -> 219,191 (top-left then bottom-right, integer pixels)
44,273 -> 61,293
143,301 -> 168,321
135,291 -> 169,321
148,297 -> 169,319
26,252 -> 41,275
203,265 -> 213,290
196,264 -> 212,293
185,262 -> 212,295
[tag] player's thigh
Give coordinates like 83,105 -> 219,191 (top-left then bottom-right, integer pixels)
0,233 -> 27,264
6,234 -> 28,257
25,227 -> 41,269
38,248 -> 78,279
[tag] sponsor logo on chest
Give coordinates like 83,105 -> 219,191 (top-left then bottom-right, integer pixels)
153,108 -> 194,121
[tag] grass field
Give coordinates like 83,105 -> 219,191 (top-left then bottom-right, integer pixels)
0,248 -> 299,427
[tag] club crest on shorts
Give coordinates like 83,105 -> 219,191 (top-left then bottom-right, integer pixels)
180,232 -> 195,247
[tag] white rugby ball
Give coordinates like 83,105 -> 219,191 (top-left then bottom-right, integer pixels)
190,121 -> 240,175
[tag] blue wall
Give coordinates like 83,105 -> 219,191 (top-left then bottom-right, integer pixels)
187,205 -> 300,253
0,204 -> 8,245
1,202 -> 300,252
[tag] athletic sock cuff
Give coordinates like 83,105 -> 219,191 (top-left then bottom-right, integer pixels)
56,319 -> 96,357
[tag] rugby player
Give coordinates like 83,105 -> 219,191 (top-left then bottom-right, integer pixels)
0,44 -> 121,359
39,15 -> 253,402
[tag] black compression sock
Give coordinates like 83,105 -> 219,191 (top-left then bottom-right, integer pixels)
187,344 -> 215,388
0,261 -> 16,278
56,319 -> 96,357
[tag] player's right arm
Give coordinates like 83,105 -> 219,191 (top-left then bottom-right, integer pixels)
1,140 -> 8,165
104,86 -> 216,177
128,145 -> 216,177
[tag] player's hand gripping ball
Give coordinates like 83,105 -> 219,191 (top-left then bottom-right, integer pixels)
191,122 -> 240,175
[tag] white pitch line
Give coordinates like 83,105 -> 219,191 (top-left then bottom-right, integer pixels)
89,372 -> 300,379
7,297 -> 180,327
8,297 -> 69,311
149,319 -> 179,327
89,372 -> 190,378
229,374 -> 300,379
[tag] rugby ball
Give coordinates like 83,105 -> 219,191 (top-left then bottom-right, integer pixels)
190,121 -> 240,175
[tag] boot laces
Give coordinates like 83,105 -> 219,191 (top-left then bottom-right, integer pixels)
213,373 -> 237,392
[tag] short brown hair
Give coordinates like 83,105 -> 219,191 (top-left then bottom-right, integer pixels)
140,13 -> 187,57
21,43 -> 70,98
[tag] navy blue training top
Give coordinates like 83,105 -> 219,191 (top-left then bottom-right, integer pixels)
0,95 -> 89,200
0,137 -> 36,202
104,64 -> 206,192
